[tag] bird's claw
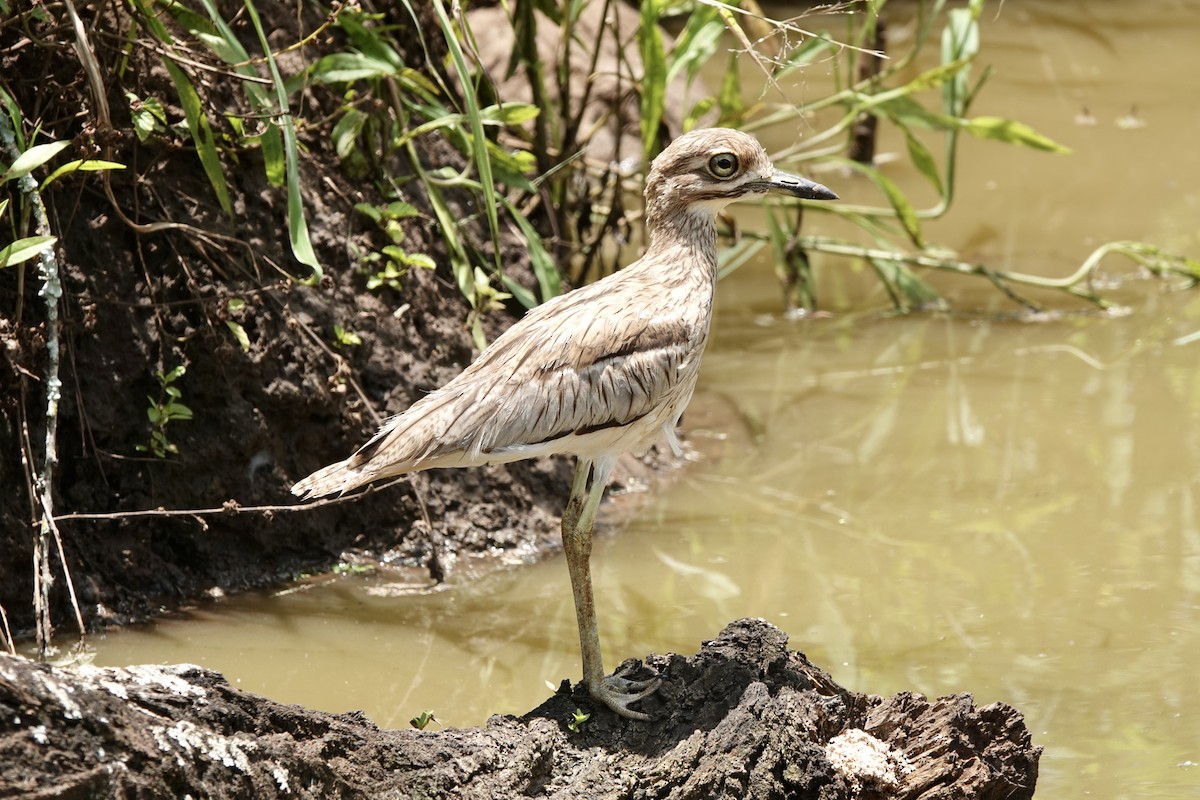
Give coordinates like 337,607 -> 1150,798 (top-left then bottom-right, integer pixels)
591,670 -> 662,721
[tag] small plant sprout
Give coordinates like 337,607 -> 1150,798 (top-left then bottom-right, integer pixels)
137,365 -> 192,458
354,201 -> 435,291
409,710 -> 438,730
225,298 -> 251,353
567,708 -> 590,733
332,324 -> 362,348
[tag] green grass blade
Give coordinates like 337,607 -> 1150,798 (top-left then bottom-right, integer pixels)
837,158 -> 925,249
963,116 -> 1072,154
240,0 -> 321,278
638,0 -> 667,162
430,0 -> 504,275
133,0 -> 233,215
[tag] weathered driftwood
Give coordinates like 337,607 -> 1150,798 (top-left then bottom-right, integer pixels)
0,619 -> 1039,798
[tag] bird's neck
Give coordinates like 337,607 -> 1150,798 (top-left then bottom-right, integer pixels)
643,207 -> 720,282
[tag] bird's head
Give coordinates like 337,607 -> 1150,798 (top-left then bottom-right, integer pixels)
644,128 -> 836,232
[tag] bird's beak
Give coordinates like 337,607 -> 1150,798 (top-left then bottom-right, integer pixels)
757,169 -> 838,201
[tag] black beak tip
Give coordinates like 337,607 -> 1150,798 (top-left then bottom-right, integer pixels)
810,185 -> 839,201
770,171 -> 838,201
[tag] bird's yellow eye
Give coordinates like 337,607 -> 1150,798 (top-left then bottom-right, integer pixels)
707,152 -> 739,179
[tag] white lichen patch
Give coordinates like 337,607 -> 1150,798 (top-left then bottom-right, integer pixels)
152,720 -> 256,772
31,669 -> 83,720
825,728 -> 912,793
77,663 -> 209,703
30,724 -> 49,745
272,764 -> 292,793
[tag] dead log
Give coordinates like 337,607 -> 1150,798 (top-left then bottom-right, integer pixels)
0,619 -> 1038,798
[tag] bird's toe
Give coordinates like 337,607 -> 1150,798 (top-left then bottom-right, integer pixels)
592,673 -> 662,721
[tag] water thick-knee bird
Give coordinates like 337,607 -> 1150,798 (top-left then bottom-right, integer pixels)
292,128 -> 837,719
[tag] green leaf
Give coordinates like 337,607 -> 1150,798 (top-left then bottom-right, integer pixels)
717,51 -> 742,126
840,160 -> 924,248
903,130 -> 943,196
41,159 -> 126,190
500,199 -> 561,303
163,58 -> 233,215
382,201 -> 420,219
666,5 -> 724,88
333,324 -> 362,347
0,235 -> 56,268
638,0 -> 667,163
166,402 -> 193,421
877,95 -> 960,132
479,103 -> 540,125
226,320 -> 250,352
332,108 -> 368,160
870,257 -> 945,310
1,141 -> 71,182
905,57 -> 972,95
402,253 -> 436,270
162,365 -> 186,383
258,125 -> 285,187
963,116 -> 1072,154
239,0 -> 321,278
311,52 -> 398,84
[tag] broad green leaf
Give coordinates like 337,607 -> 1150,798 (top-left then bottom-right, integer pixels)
166,402 -> 193,420
0,235 -> 56,268
2,141 -> 71,182
964,116 -> 1071,153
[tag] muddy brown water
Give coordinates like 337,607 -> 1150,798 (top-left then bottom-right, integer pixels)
76,4 -> 1199,797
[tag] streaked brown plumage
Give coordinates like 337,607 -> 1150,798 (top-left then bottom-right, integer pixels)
292,128 -> 837,719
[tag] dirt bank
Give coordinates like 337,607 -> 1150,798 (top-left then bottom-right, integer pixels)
0,618 -> 1040,798
0,1 -> 589,639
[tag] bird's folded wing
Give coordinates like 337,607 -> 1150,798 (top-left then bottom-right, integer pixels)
351,302 -> 695,471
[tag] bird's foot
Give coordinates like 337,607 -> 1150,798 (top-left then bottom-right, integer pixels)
590,667 -> 662,721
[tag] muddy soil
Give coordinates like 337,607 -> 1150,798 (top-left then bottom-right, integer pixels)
0,618 -> 1040,799
0,1 -> 597,639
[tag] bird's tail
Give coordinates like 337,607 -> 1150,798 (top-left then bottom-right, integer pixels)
291,457 -> 376,500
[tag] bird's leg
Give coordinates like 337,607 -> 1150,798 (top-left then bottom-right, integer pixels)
561,458 -> 661,720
